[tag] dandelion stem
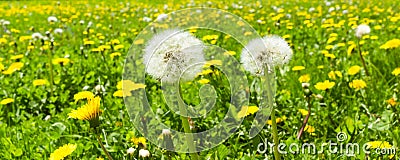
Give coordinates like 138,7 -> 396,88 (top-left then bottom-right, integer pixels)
178,98 -> 199,160
270,108 -> 281,160
95,131 -> 113,160
357,40 -> 370,76
297,97 -> 311,140
48,50 -> 54,97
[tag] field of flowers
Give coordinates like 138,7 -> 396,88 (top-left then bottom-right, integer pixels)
0,0 -> 399,159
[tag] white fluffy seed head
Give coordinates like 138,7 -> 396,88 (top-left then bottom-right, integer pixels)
54,28 -> 63,34
139,149 -> 150,157
143,29 -> 205,83
240,35 -> 292,75
127,147 -> 136,154
47,16 -> 58,22
32,32 -> 43,40
355,24 -> 370,38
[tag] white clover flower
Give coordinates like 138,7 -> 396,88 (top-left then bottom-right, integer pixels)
144,29 -> 205,83
127,147 -> 136,155
32,32 -> 43,40
355,24 -> 371,38
240,35 -> 293,75
47,16 -> 58,22
54,28 -> 63,34
156,13 -> 168,22
138,149 -> 150,158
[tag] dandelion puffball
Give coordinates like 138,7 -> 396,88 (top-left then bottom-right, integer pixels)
143,29 -> 205,83
156,13 -> 168,22
240,35 -> 292,75
47,16 -> 58,22
54,28 -> 63,34
355,24 -> 371,38
127,147 -> 136,154
138,149 -> 150,157
32,32 -> 43,40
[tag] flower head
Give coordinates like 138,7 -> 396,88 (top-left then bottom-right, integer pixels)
347,65 -> 361,75
138,149 -> 150,158
240,35 -> 292,75
2,62 -> 24,75
237,106 -> 259,118
314,80 -> 335,91
54,28 -> 63,34
73,91 -> 94,102
298,74 -> 310,83
127,147 -> 136,155
355,24 -> 370,38
1,98 -> 14,105
349,79 -> 367,90
68,96 -> 102,128
143,29 -> 205,83
48,16 -> 58,23
391,67 -> 400,76
33,79 -> 49,86
32,32 -> 43,40
49,144 -> 77,160
380,39 -> 400,49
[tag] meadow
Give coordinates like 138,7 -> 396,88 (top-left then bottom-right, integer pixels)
0,0 -> 399,159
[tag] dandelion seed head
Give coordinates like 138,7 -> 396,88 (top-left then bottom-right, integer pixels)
144,29 -> 205,83
139,149 -> 150,158
240,35 -> 292,75
355,24 -> 371,38
47,16 -> 58,22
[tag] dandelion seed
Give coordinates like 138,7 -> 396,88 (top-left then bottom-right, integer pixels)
240,35 -> 293,75
143,29 -> 205,83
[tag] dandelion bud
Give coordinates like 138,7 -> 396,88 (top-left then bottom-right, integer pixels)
139,149 -> 150,158
127,147 -> 136,155
304,88 -> 312,97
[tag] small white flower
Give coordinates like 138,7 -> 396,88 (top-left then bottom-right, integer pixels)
32,32 -> 43,40
355,24 -> 371,38
54,28 -> 63,34
79,20 -> 85,24
240,35 -> 293,75
143,16 -> 152,22
127,147 -> 136,155
47,16 -> 58,22
95,84 -> 105,93
156,13 -> 168,22
143,29 -> 205,83
139,149 -> 150,157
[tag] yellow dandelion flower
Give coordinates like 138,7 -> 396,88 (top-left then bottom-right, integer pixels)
49,144 -> 77,160
349,79 -> 367,90
0,63 -> 4,71
117,80 -> 146,91
204,60 -> 222,67
317,65 -> 324,69
366,141 -> 393,149
2,62 -> 24,75
223,51 -> 236,56
292,66 -> 305,71
198,79 -> 210,84
298,109 -> 308,116
52,58 -> 70,65
387,98 -> 397,106
33,79 -> 48,86
380,39 -> 400,49
134,39 -> 144,45
1,98 -> 14,105
113,90 -> 132,97
199,69 -> 213,76
114,44 -> 124,50
304,125 -> 315,133
237,106 -> 259,118
83,40 -> 95,45
96,157 -> 104,160
131,137 -> 147,146
314,80 -> 335,91
10,54 -> 24,60
73,91 -> 94,102
267,116 -> 287,125
110,52 -> 121,59
347,65 -> 361,75
298,74 -> 310,83
392,67 -> 400,76
347,44 -> 357,55
68,96 -> 102,121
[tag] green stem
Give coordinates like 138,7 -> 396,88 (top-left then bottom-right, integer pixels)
178,99 -> 199,160
357,39 -> 370,76
270,108 -> 281,160
48,50 -> 54,97
95,131 -> 113,160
